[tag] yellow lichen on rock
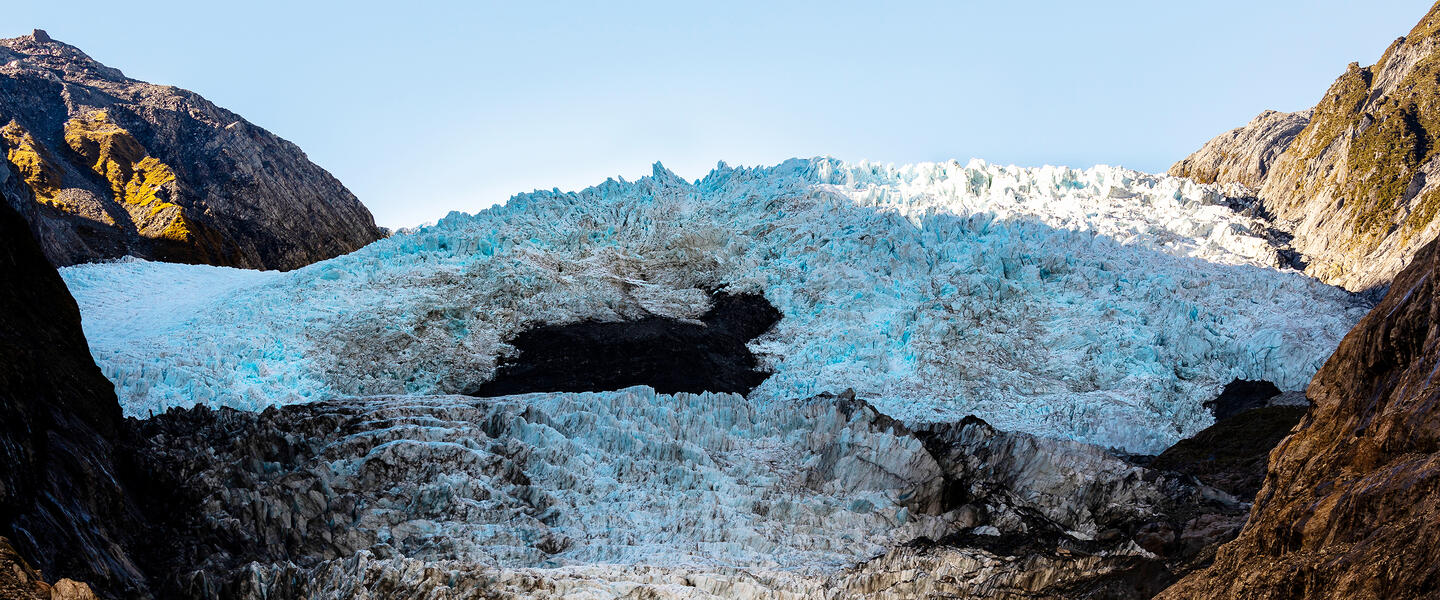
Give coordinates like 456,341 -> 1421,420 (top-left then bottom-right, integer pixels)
63,110 -> 193,242
0,120 -> 67,210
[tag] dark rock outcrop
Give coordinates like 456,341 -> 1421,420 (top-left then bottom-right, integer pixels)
0,191 -> 149,597
469,292 -> 782,397
817,398 -> 1251,599
1202,378 -> 1282,421
1149,405 -> 1306,499
0,30 -> 384,270
1158,233 -> 1440,598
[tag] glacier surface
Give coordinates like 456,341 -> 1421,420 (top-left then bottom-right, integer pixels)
147,389 -> 952,572
62,157 -> 1368,452
139,386 -> 1235,598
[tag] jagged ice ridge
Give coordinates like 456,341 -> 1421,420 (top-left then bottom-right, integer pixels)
61,157 -> 1368,452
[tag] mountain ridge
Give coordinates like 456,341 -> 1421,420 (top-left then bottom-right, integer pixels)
1156,4 -> 1440,597
0,29 -> 383,270
1172,2 -> 1440,292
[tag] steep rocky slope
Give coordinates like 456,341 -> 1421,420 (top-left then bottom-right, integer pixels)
1158,232 -> 1440,598
0,30 -> 383,270
1167,109 -> 1311,190
1173,3 -> 1440,292
0,188 -> 149,597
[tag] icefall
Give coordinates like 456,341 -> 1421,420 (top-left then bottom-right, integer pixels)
61,157 -> 1368,452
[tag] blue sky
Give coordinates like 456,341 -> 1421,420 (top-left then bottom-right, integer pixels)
7,1 -> 1430,227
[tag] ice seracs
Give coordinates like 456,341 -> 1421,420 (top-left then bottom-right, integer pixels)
137,388 -> 1243,598
61,157 -> 1368,452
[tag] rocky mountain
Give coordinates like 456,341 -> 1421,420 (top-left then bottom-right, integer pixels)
1167,109 -> 1311,191
1158,224 -> 1440,599
1157,8 -> 1440,594
0,191 -> 147,597
0,30 -> 383,270
1172,3 -> 1440,292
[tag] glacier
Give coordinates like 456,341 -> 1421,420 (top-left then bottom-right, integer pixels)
61,157 -> 1369,453
137,387 -> 1242,598
144,389 -> 949,573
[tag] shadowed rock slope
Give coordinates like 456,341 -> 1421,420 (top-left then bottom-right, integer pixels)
0,192 -> 149,597
1173,2 -> 1440,292
0,30 -> 383,270
1149,405 -> 1306,499
1158,233 -> 1440,598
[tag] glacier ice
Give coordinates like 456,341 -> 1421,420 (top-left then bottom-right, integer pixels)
139,387 -> 1233,598
61,157 -> 1369,452
145,389 -> 949,572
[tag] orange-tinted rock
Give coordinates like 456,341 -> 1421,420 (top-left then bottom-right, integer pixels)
0,537 -> 100,600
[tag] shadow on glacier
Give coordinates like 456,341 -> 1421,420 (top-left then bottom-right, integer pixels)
467,291 -> 781,398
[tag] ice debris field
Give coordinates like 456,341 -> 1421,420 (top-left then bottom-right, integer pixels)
62,157 -> 1369,453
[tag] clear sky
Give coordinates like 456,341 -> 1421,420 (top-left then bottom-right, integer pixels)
6,1 -> 1431,228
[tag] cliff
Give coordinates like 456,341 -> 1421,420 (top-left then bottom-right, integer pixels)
0,180 -> 150,597
0,30 -> 383,270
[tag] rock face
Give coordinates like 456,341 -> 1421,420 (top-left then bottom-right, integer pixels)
0,30 -> 383,270
470,292 -> 782,397
1158,235 -> 1440,598
0,190 -> 149,596
1172,4 -> 1440,292
1168,109 -> 1312,190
